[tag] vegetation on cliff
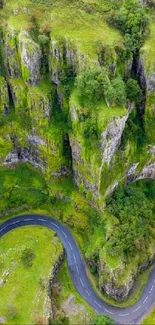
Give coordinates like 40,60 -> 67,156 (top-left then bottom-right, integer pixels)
0,0 -> 155,322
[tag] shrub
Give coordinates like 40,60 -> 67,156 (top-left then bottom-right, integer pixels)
76,67 -> 126,107
82,119 -> 98,139
38,34 -> 49,45
109,0 -> 150,53
76,67 -> 104,105
91,314 -> 116,325
126,78 -> 142,103
104,76 -> 126,107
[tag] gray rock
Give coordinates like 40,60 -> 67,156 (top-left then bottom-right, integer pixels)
4,27 -> 21,78
101,114 -> 128,165
19,30 -> 41,85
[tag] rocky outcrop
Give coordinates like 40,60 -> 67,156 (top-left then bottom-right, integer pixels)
127,161 -> 155,182
27,87 -> 51,127
101,114 -> 128,165
0,76 -> 9,114
4,27 -> 21,79
45,250 -> 64,324
70,105 -> 129,199
8,78 -> 27,111
19,30 -> 41,85
99,252 -> 155,301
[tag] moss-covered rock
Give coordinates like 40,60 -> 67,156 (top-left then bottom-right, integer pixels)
9,77 -> 27,111
19,30 -> 41,85
0,76 -> 9,114
4,26 -> 21,78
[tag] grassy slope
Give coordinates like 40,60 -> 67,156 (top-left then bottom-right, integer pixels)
55,261 -> 95,324
1,0 -> 121,59
142,308 -> 155,325
0,226 -> 62,325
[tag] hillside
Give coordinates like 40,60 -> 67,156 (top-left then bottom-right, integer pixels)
0,0 -> 155,324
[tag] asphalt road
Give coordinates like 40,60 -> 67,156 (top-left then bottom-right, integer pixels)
0,213 -> 155,324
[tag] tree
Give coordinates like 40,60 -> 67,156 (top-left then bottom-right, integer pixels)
76,67 -> 105,105
91,314 -> 116,325
0,0 -> 4,8
50,316 -> 70,325
104,76 -> 126,107
126,78 -> 142,103
110,0 -> 150,53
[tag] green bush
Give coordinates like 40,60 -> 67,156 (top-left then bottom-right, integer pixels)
82,119 -> 98,139
104,76 -> 126,107
126,78 -> 142,103
76,67 -> 126,107
109,0 -> 150,53
91,314 -> 116,325
76,67 -> 104,105
106,183 -> 154,256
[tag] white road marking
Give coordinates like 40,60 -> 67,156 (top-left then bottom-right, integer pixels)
80,278 -> 84,287
68,242 -> 73,250
149,285 -> 154,294
105,309 -> 114,315
143,296 -> 148,304
76,266 -> 79,274
0,226 -> 8,232
62,230 -> 67,239
24,219 -> 33,221
119,313 -> 129,317
95,309 -> 99,314
154,279 -> 155,283
73,254 -> 76,263
94,301 -> 102,308
51,222 -> 59,229
38,218 -> 46,222
85,290 -> 91,297
11,221 -> 20,224
133,305 -> 141,312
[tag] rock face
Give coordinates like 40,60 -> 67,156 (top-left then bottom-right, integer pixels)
70,104 -> 129,199
19,30 -> 41,85
4,27 -> 21,78
0,77 -> 9,114
44,249 -> 64,325
101,115 -> 128,165
127,162 -> 155,182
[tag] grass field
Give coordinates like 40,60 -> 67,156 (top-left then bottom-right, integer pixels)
0,226 -> 63,325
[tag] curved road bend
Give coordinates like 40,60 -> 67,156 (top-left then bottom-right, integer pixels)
0,214 -> 155,324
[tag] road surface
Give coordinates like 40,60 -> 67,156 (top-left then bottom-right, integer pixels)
0,214 -> 154,324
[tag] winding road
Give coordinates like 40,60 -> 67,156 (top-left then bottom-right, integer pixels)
0,214 -> 155,324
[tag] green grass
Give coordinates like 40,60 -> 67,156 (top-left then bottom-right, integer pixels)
0,163 -> 48,219
2,0 -> 122,59
142,308 -> 155,325
55,261 -> 95,324
0,226 -> 63,325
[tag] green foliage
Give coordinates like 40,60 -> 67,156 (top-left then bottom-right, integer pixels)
50,316 -> 70,325
76,67 -> 104,105
38,34 -> 49,45
0,0 -> 3,9
21,247 -> 36,268
76,67 -> 126,107
126,78 -> 142,103
109,0 -> 150,53
82,119 -> 98,139
91,314 -> 116,325
104,76 -> 126,107
106,183 -> 155,256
